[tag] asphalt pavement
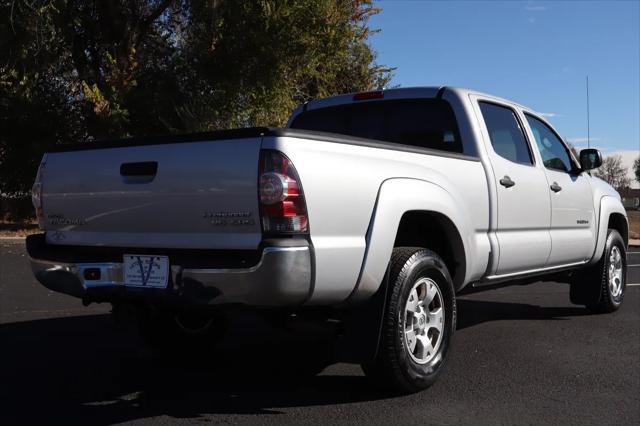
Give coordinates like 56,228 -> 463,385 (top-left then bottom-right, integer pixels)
1,239 -> 638,425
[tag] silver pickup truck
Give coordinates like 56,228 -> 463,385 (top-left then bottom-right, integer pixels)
27,87 -> 629,392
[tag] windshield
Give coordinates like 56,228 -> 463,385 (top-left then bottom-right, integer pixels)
290,98 -> 463,154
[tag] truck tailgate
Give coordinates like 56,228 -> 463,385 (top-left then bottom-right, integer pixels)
40,137 -> 262,249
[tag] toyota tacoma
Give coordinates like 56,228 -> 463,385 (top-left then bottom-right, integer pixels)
27,87 -> 629,392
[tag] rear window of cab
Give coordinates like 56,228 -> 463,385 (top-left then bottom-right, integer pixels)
290,99 -> 465,155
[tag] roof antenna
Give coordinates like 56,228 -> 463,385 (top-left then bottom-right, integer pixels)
586,75 -> 590,149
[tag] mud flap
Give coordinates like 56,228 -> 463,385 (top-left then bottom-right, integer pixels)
333,267 -> 390,364
569,266 -> 602,306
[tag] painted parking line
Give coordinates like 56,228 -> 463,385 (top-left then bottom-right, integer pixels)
628,264 -> 640,267
628,283 -> 640,287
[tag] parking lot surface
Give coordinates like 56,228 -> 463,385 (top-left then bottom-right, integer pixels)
1,240 -> 638,425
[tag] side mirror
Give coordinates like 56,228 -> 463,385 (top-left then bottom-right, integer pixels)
579,148 -> 602,171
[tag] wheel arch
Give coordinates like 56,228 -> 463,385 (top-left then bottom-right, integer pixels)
608,212 -> 629,247
348,178 -> 479,303
590,196 -> 629,265
393,211 -> 466,292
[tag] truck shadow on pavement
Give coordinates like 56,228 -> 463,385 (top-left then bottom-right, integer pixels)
0,313 -> 391,424
0,299 -> 589,424
456,298 -> 589,330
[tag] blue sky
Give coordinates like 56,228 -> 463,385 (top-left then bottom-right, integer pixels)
369,0 -> 639,182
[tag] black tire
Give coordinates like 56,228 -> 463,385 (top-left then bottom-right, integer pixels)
570,229 -> 626,313
361,247 -> 456,393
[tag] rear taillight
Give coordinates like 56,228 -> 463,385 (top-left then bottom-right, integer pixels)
31,158 -> 46,224
258,150 -> 308,234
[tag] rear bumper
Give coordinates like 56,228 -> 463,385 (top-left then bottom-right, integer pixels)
27,234 -> 313,307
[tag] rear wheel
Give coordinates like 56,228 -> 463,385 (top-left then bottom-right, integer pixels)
570,229 -> 626,313
361,247 -> 456,393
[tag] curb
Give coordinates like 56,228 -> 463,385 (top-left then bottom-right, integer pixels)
630,239 -> 640,248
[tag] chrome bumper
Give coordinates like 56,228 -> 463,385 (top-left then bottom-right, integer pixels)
29,243 -> 313,306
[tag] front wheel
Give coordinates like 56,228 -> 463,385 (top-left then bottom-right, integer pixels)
361,247 -> 456,393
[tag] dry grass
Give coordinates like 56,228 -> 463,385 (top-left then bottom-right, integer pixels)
628,210 -> 640,240
0,220 -> 39,238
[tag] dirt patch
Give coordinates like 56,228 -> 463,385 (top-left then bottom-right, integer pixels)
628,210 -> 640,240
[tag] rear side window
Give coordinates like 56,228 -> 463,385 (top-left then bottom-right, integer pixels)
525,114 -> 575,173
290,99 -> 464,154
479,102 -> 533,165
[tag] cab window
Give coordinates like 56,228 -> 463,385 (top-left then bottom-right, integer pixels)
290,99 -> 465,154
525,114 -> 575,173
479,102 -> 533,165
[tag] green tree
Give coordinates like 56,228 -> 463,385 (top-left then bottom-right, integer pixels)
1,0 -> 392,196
1,1 -> 86,196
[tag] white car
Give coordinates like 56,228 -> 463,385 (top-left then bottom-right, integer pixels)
27,87 -> 629,392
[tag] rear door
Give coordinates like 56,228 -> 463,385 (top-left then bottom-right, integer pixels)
475,99 -> 551,274
523,114 -> 596,265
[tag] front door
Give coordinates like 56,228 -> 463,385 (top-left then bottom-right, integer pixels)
523,114 -> 596,265
476,100 -> 552,275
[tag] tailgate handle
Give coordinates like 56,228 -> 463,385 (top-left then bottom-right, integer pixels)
120,161 -> 158,177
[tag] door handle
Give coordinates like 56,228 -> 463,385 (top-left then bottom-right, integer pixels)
499,176 -> 515,188
550,182 -> 562,193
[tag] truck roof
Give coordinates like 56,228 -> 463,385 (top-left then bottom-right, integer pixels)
299,86 -> 531,115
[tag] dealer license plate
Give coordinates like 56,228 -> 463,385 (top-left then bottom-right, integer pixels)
123,255 -> 169,288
